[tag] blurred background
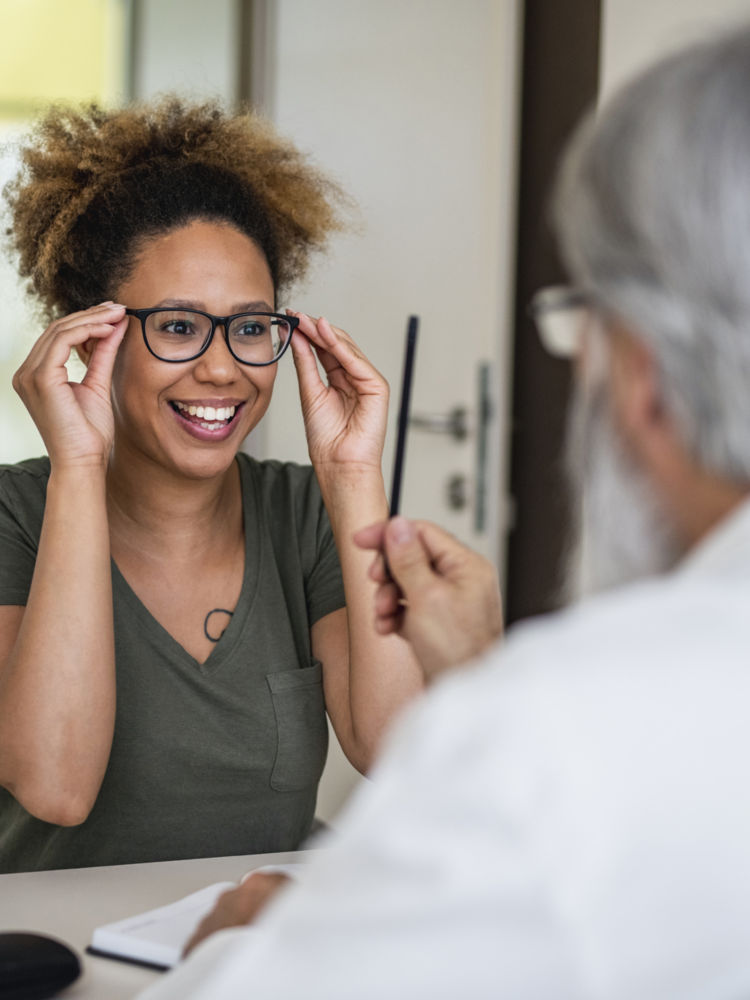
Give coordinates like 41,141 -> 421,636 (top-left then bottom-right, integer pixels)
1,0 -> 747,819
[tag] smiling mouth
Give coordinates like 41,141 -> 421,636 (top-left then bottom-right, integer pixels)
170,400 -> 241,431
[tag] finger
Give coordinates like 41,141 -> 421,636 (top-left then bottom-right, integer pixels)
374,580 -> 402,618
292,314 -> 344,381
81,315 -> 128,392
24,305 -> 126,373
15,323 -> 126,400
382,517 -> 437,594
298,313 -> 383,386
353,521 -> 388,550
412,520 -> 469,576
290,325 -> 327,398
317,316 -> 379,382
374,607 -> 403,636
368,551 -> 390,584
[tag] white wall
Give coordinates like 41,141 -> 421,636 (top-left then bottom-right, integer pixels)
601,0 -> 750,96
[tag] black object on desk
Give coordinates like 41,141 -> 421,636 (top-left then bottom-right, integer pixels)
0,932 -> 80,999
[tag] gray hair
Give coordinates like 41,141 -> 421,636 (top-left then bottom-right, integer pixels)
553,25 -> 750,483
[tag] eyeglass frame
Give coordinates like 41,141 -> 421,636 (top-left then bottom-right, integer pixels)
124,307 -> 299,366
527,285 -> 594,359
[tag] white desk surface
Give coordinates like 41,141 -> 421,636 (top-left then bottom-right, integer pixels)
0,850 -> 307,998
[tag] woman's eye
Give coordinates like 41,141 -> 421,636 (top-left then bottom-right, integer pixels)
236,321 -> 267,338
161,320 -> 196,337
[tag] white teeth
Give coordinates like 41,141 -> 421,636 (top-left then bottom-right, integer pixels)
174,402 -> 236,422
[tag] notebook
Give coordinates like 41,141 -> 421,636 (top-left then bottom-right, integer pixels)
87,864 -> 303,971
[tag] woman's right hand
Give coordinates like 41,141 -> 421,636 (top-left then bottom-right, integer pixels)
12,302 -> 128,468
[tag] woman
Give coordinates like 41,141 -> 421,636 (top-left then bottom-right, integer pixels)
0,99 -> 422,873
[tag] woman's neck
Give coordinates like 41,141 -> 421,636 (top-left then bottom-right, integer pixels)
106,450 -> 243,560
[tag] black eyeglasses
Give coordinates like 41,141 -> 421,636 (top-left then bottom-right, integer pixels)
124,307 -> 299,366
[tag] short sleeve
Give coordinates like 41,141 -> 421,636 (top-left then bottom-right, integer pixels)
305,492 -> 346,625
0,459 -> 49,606
245,456 -> 346,630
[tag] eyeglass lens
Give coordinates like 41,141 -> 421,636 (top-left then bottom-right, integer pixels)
143,310 -> 293,363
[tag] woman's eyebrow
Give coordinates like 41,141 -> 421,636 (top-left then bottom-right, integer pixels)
154,299 -> 273,316
232,300 -> 275,313
153,298 -> 275,313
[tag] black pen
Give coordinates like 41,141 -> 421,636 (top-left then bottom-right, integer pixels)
389,316 -> 419,518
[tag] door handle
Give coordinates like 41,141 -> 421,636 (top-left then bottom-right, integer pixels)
409,406 -> 468,441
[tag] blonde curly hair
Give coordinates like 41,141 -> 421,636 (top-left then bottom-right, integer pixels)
5,97 -> 347,319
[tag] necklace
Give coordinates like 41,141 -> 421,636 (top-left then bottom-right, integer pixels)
204,608 -> 234,643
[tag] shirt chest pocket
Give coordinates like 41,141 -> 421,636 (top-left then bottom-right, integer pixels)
266,661 -> 329,792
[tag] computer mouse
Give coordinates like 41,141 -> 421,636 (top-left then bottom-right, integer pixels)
0,932 -> 80,999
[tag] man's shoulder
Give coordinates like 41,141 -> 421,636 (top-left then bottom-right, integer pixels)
394,566 -> 750,778
503,568 -> 739,675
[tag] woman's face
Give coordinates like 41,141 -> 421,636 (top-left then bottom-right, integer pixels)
111,219 -> 278,481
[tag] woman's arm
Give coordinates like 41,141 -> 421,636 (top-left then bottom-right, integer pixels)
0,303 -> 128,824
291,314 -> 423,773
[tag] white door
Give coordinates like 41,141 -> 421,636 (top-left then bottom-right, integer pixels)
257,0 -> 521,566
251,0 -> 521,822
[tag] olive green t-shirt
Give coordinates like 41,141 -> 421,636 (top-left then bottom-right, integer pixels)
0,454 -> 346,873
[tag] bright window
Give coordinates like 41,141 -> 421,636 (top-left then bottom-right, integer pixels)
0,0 -> 130,461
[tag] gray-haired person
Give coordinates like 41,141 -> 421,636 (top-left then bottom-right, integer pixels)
140,25 -> 750,1000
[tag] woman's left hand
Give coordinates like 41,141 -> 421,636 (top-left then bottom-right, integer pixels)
290,312 -> 388,476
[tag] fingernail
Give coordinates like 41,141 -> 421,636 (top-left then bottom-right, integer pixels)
390,516 -> 415,543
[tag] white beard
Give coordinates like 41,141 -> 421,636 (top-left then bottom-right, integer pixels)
563,380 -> 683,601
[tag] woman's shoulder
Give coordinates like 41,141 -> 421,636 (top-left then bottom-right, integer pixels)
236,453 -> 330,549
0,457 -> 50,541
237,453 -> 321,505
0,456 -> 51,497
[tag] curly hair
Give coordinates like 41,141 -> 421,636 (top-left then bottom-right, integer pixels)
4,97 -> 347,319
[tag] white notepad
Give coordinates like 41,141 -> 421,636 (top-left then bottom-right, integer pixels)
87,864 -> 303,970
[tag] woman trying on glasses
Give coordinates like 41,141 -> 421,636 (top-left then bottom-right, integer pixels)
0,99 -> 422,873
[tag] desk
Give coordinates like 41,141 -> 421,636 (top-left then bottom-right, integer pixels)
0,850 -> 306,998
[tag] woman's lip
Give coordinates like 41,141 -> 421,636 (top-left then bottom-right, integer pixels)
170,398 -> 245,408
170,401 -> 245,442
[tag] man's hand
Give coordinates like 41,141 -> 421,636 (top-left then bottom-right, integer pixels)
354,517 -> 503,681
182,872 -> 290,957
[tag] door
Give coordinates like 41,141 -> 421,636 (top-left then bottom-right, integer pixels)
256,0 -> 521,566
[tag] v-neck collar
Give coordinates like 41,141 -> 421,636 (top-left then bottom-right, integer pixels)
110,456 -> 263,672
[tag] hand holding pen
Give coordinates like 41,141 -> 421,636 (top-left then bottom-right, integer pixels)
354,315 -> 504,680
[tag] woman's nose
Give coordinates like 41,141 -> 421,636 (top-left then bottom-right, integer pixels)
192,325 -> 238,381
